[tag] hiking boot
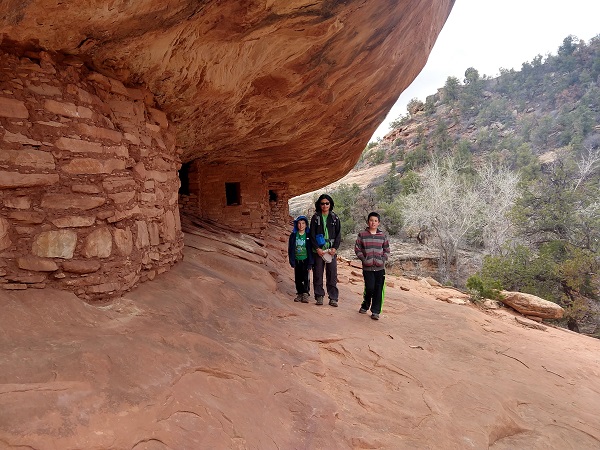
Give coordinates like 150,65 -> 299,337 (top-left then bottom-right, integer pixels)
301,293 -> 310,303
294,294 -> 302,302
329,299 -> 338,307
371,313 -> 380,320
315,296 -> 324,305
359,308 -> 368,314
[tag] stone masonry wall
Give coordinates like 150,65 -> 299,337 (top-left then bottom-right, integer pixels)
200,164 -> 268,236
178,161 -> 290,237
178,160 -> 202,219
268,181 -> 291,226
0,50 -> 183,300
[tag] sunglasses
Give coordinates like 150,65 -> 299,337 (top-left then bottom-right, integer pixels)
320,202 -> 330,205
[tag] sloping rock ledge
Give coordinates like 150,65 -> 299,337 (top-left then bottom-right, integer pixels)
0,222 -> 599,449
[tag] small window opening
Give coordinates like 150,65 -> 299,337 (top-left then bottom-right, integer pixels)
225,182 -> 241,206
269,190 -> 278,203
178,162 -> 191,195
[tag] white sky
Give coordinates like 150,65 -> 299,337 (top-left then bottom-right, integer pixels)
371,0 -> 600,141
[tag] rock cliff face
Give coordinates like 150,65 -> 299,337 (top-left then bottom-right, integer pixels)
1,0 -> 454,194
0,0 -> 454,298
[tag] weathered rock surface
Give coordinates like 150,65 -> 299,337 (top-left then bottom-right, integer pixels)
0,222 -> 599,449
0,0 -> 454,195
0,51 -> 184,300
501,290 -> 565,319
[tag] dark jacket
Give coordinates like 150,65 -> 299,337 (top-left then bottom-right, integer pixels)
288,216 -> 314,268
309,211 -> 341,251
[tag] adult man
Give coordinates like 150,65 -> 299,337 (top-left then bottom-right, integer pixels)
309,194 -> 341,306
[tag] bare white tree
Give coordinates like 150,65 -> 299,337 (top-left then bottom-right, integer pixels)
478,164 -> 520,255
403,158 -> 520,283
403,158 -> 483,283
573,144 -> 600,192
572,145 -> 600,250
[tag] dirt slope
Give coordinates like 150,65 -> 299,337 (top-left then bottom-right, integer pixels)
1,222 -> 599,449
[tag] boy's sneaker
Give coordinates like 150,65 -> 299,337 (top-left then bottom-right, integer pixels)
294,294 -> 302,302
371,313 -> 380,320
329,299 -> 338,307
301,293 -> 310,303
359,308 -> 368,314
315,296 -> 324,305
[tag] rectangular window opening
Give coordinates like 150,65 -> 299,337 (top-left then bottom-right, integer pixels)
225,182 -> 241,206
178,161 -> 192,195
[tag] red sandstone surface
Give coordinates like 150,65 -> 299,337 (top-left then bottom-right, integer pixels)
1,222 -> 599,449
0,1 -> 453,194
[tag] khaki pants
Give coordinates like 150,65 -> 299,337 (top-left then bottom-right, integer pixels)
313,254 -> 338,300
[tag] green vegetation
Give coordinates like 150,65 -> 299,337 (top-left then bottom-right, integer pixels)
465,274 -> 503,303
341,34 -> 600,333
328,183 -> 361,239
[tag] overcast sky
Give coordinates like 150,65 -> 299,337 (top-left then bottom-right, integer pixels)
370,0 -> 600,141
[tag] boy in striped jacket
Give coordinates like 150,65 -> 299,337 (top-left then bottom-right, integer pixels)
354,212 -> 390,320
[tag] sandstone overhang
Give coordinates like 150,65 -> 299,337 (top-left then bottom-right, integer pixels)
1,0 -> 454,195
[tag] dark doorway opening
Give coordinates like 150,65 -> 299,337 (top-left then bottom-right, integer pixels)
225,182 -> 241,205
178,162 -> 191,195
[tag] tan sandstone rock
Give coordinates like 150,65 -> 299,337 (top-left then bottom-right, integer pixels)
32,230 -> 77,259
1,229 -> 600,449
501,290 -> 564,319
0,217 -> 11,251
83,228 -> 113,258
62,260 -> 102,274
17,256 -> 59,272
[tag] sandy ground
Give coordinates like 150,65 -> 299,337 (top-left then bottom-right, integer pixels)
1,222 -> 599,449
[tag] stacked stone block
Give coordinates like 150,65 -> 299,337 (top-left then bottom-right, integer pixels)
268,181 -> 290,225
196,164 -> 268,237
0,50 -> 183,300
178,159 -> 291,237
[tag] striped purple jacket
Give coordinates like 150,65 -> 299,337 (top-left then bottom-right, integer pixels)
354,228 -> 390,271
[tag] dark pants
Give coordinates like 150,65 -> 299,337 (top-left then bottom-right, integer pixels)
362,269 -> 385,314
294,259 -> 310,295
313,254 -> 338,300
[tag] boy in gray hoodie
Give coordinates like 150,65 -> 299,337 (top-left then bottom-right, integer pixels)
354,212 -> 390,320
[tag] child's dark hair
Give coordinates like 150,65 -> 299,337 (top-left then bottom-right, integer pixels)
367,212 -> 381,222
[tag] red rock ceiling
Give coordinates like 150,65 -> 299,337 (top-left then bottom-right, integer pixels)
0,0 -> 454,195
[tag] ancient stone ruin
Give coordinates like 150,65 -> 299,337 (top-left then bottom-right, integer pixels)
0,51 -> 183,300
0,1 -> 454,299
